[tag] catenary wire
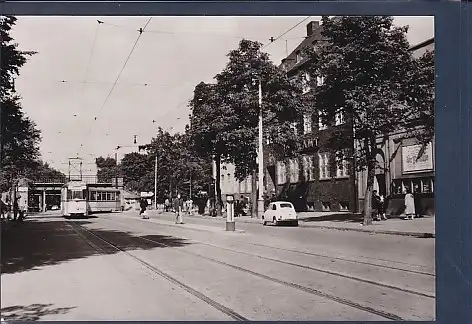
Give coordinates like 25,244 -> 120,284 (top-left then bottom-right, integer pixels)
80,20 -> 103,95
261,16 -> 312,50
81,17 -> 153,154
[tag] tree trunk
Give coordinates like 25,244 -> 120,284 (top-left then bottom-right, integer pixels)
215,154 -> 222,217
251,170 -> 257,218
363,136 -> 376,226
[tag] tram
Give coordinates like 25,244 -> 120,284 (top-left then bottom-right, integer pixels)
61,180 -> 88,217
87,186 -> 121,214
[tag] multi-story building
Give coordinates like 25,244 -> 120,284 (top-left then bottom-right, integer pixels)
212,161 -> 253,206
265,21 -> 357,213
265,22 -> 435,216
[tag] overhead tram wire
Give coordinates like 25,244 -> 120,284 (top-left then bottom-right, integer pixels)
80,17 -> 153,155
99,20 -> 259,41
136,96 -> 192,140
261,16 -> 312,50
80,20 -> 103,95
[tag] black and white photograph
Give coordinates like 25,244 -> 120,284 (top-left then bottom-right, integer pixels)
1,15 -> 435,321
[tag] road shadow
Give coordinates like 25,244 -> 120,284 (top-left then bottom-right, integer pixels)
1,303 -> 76,321
298,213 -> 357,223
1,219 -> 191,275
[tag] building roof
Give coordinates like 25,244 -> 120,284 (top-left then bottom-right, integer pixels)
280,21 -> 325,75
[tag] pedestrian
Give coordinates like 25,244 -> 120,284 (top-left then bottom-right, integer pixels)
404,187 -> 416,220
0,197 -> 7,220
13,196 -> 19,221
174,194 -> 184,224
414,187 -> 423,218
378,194 -> 387,220
139,198 -> 149,219
372,190 -> 381,221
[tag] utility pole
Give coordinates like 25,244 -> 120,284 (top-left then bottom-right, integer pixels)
190,174 -> 192,200
115,152 -> 118,189
257,78 -> 265,218
154,154 -> 158,209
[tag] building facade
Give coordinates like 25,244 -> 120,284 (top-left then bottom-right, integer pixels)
265,21 -> 357,213
212,161 -> 253,206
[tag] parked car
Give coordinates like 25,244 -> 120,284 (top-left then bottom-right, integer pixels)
262,201 -> 298,226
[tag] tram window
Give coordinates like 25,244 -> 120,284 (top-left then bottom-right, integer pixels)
90,191 -> 97,201
71,190 -> 83,199
97,193 -> 103,201
106,193 -> 111,201
67,190 -> 72,200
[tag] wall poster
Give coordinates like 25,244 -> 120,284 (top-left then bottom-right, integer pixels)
402,142 -> 434,173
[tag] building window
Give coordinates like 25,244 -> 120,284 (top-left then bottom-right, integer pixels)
336,150 -> 350,178
318,152 -> 330,179
339,201 -> 349,211
316,75 -> 324,86
321,201 -> 331,211
277,161 -> 286,185
289,158 -> 299,183
303,155 -> 315,181
335,109 -> 345,126
302,72 -> 311,94
318,111 -> 327,130
290,122 -> 298,136
303,114 -> 312,134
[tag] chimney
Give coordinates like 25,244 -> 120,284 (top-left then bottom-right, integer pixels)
306,21 -> 320,37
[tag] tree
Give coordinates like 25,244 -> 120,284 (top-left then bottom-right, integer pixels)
403,49 -> 435,145
188,82 -> 232,216
304,16 -> 417,225
95,156 -> 120,183
214,39 -> 306,216
1,16 -> 40,191
119,152 -> 152,193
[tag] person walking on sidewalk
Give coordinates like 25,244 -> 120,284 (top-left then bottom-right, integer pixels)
414,187 -> 424,218
139,198 -> 149,219
404,187 -> 416,220
379,194 -> 387,220
372,190 -> 381,221
174,194 -> 184,224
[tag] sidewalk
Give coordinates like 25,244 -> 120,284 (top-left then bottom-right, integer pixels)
144,210 -> 435,238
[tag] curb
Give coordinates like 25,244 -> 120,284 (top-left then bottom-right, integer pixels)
139,211 -> 434,238
117,214 -> 246,234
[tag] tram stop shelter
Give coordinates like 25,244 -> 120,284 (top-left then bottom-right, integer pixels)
27,182 -> 64,212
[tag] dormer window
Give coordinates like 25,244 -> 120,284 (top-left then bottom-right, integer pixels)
302,72 -> 311,94
335,109 -> 345,126
296,51 -> 302,63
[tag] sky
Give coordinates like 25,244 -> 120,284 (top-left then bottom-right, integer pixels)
11,16 -> 434,176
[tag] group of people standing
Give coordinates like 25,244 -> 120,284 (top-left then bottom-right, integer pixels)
372,187 -> 424,221
138,194 -> 186,224
0,195 -> 25,222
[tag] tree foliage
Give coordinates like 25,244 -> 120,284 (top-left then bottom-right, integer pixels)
215,39 -> 306,180
1,16 -> 41,191
304,16 -> 420,225
403,49 -> 435,144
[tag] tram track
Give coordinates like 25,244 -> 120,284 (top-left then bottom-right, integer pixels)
132,215 -> 433,276
68,219 -> 408,321
110,213 -> 433,276
66,220 -> 248,321
100,216 -> 435,298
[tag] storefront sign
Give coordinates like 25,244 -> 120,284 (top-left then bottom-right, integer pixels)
402,143 -> 433,173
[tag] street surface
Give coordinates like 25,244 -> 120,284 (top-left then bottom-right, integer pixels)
1,210 -> 435,321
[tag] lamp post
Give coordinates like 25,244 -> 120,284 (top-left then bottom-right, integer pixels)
256,78 -> 265,219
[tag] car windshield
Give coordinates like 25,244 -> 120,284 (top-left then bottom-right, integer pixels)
280,203 -> 293,208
